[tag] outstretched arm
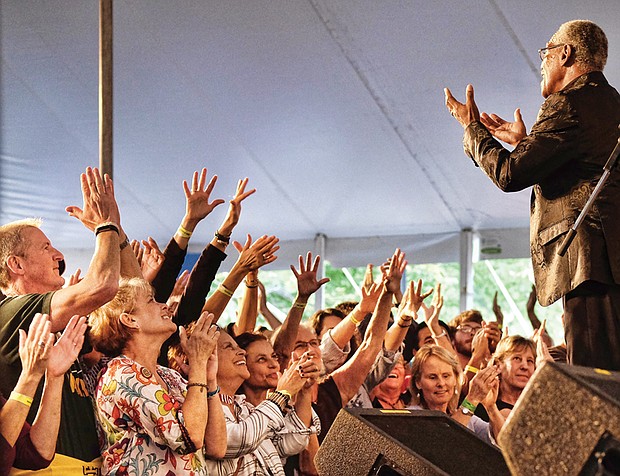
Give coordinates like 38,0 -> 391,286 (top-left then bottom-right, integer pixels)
332,249 -> 406,404
273,252 -> 330,370
257,281 -> 283,331
55,167 -> 121,331
384,278 -> 433,352
233,270 -> 259,335
202,235 -> 279,323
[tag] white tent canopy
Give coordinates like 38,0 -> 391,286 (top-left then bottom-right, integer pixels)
1,1 -> 619,277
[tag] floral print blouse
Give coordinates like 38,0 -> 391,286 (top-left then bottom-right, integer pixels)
95,356 -> 208,475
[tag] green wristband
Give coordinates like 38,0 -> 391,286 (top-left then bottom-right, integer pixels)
461,398 -> 478,413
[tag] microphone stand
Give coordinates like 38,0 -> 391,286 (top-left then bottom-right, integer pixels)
558,126 -> 620,256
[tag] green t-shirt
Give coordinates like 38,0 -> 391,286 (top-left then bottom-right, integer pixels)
0,293 -> 100,462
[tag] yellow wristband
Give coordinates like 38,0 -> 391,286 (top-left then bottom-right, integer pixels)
9,391 -> 33,407
217,284 -> 234,298
465,365 -> 479,374
177,225 -> 193,239
349,314 -> 361,325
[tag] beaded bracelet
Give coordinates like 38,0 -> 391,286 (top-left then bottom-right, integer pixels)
187,382 -> 209,393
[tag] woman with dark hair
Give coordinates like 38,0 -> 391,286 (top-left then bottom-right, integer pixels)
205,330 -> 319,476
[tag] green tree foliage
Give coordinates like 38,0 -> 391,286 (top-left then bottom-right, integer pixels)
214,258 -> 563,344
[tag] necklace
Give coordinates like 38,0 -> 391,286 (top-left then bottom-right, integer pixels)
377,396 -> 402,409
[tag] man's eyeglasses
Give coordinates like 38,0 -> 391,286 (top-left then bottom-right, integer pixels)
538,44 -> 565,61
456,325 -> 481,335
294,339 -> 321,351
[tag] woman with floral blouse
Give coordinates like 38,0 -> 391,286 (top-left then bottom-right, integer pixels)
89,278 -> 226,475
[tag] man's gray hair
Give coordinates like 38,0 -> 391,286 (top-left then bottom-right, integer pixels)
0,218 -> 42,290
553,20 -> 608,71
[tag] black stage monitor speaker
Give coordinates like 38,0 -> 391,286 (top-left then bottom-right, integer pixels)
499,361 -> 620,476
315,408 -> 510,476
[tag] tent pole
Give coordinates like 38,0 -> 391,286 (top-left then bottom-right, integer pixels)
314,233 -> 327,311
459,228 -> 476,311
99,0 -> 113,178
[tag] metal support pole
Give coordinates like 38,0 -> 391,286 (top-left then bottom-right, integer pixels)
99,0 -> 113,177
314,233 -> 327,311
459,229 -> 477,311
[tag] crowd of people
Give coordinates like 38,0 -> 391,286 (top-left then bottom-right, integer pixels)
0,18 -> 618,476
0,163 -> 559,476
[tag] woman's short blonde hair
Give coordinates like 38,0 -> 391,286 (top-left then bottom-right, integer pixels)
89,277 -> 152,357
410,345 -> 462,415
492,335 -> 537,365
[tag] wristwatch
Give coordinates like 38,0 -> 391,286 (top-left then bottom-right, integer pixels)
460,405 -> 474,416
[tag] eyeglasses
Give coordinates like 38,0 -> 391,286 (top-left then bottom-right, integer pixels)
456,325 -> 481,335
293,339 -> 321,351
538,44 -> 565,61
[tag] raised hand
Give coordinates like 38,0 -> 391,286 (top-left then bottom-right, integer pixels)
180,312 -> 220,370
296,351 -> 321,390
182,168 -> 225,225
402,279 -> 434,319
232,234 -> 280,271
471,327 -> 490,362
65,268 -> 82,287
277,351 -> 316,397
218,177 -> 256,237
18,313 -> 55,381
359,280 -> 383,314
421,282 -> 443,324
483,321 -> 502,353
381,249 -> 407,295
167,270 -> 190,315
46,315 -> 88,378
480,108 -> 526,147
140,237 -> 165,283
130,240 -> 144,265
291,252 -> 330,299
467,364 -> 500,405
362,264 -> 375,292
532,319 -> 553,367
444,84 -> 481,129
492,291 -> 504,329
66,167 -> 121,230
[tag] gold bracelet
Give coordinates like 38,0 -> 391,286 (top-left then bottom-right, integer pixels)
177,225 -> 193,239
217,284 -> 234,297
9,391 -> 33,407
349,313 -> 361,325
293,301 -> 307,309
